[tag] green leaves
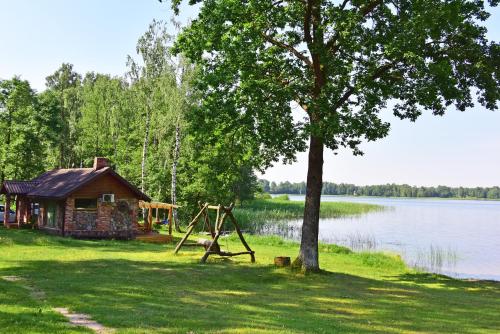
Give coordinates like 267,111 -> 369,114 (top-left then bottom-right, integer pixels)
0,78 -> 46,180
171,0 -> 499,157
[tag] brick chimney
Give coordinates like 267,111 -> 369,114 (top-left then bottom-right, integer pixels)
93,157 -> 109,170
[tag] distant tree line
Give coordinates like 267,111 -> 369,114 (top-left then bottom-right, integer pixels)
258,180 -> 500,200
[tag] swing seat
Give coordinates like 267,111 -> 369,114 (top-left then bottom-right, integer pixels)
197,238 -> 221,253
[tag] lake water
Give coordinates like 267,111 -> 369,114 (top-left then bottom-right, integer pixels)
262,195 -> 500,281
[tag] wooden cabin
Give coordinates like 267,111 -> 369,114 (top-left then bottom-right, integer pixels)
0,157 -> 150,239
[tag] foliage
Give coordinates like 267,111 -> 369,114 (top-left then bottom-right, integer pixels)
1,228 -> 499,333
0,20 -> 260,212
170,0 -> 500,159
45,63 -> 82,168
168,0 -> 500,270
0,78 -> 48,181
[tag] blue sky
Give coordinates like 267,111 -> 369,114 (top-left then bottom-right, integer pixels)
1,1 -> 499,187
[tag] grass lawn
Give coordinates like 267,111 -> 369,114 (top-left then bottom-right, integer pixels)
0,228 -> 499,333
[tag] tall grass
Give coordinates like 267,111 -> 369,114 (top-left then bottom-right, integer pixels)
233,197 -> 382,231
411,245 -> 459,274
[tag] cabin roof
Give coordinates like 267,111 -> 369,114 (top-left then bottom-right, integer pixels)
0,180 -> 39,195
1,167 -> 150,201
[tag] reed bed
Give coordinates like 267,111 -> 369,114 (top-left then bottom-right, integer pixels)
234,196 -> 382,231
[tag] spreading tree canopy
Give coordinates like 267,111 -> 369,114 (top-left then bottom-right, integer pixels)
168,0 -> 499,271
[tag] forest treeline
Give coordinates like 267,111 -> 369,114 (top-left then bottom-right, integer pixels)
259,180 -> 500,200
0,21 -> 259,214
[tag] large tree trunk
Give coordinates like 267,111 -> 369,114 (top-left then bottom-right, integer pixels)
171,121 -> 182,232
295,134 -> 324,272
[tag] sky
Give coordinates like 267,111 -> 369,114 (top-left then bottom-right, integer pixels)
1,0 -> 499,188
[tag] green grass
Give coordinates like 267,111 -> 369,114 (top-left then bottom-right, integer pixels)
0,228 -> 499,333
234,197 -> 382,230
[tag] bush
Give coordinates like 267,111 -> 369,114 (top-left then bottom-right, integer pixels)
254,192 -> 272,200
273,194 -> 290,201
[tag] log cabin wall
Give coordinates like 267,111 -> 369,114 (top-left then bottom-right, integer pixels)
63,174 -> 139,239
71,174 -> 136,198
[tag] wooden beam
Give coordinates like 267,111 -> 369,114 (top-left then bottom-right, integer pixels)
174,203 -> 209,254
206,251 -> 255,257
226,203 -> 255,263
138,200 -> 181,209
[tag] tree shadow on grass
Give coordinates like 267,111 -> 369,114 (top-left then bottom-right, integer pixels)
2,258 -> 499,334
0,228 -> 174,253
395,272 -> 500,289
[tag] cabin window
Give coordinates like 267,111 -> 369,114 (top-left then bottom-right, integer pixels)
75,198 -> 98,210
47,203 -> 57,227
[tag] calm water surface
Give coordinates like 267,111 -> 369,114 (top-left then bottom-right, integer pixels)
263,195 -> 500,280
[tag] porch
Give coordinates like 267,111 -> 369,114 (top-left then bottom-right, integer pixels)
0,181 -> 38,228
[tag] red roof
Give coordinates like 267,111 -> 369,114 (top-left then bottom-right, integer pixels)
0,181 -> 38,195
1,167 -> 149,201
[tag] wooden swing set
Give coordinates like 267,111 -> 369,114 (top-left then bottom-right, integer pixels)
174,202 -> 255,263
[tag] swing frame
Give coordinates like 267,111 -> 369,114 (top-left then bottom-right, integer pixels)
174,202 -> 255,263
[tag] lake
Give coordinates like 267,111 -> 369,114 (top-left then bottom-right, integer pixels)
261,195 -> 500,281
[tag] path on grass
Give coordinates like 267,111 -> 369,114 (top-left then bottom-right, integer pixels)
2,275 -> 114,333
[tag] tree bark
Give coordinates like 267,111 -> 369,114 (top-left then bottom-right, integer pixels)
171,121 -> 182,232
59,88 -> 65,168
141,105 -> 151,195
295,134 -> 324,272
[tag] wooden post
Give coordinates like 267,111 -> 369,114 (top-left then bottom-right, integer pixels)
200,205 -> 228,263
15,195 -> 20,228
226,205 -> 255,263
26,199 -> 31,225
201,203 -> 215,238
167,207 -> 173,236
170,207 -> 176,234
174,203 -> 208,254
4,194 -> 10,228
147,207 -> 153,232
155,208 -> 160,224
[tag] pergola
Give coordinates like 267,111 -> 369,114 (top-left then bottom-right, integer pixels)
138,201 -> 180,236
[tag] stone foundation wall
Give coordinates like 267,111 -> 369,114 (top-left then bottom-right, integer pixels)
63,196 -> 138,239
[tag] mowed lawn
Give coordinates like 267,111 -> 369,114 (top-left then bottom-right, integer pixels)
0,228 -> 499,334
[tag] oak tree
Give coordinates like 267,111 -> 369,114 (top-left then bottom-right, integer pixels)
168,0 -> 500,271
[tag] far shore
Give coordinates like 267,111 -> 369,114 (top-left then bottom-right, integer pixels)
271,194 -> 500,202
